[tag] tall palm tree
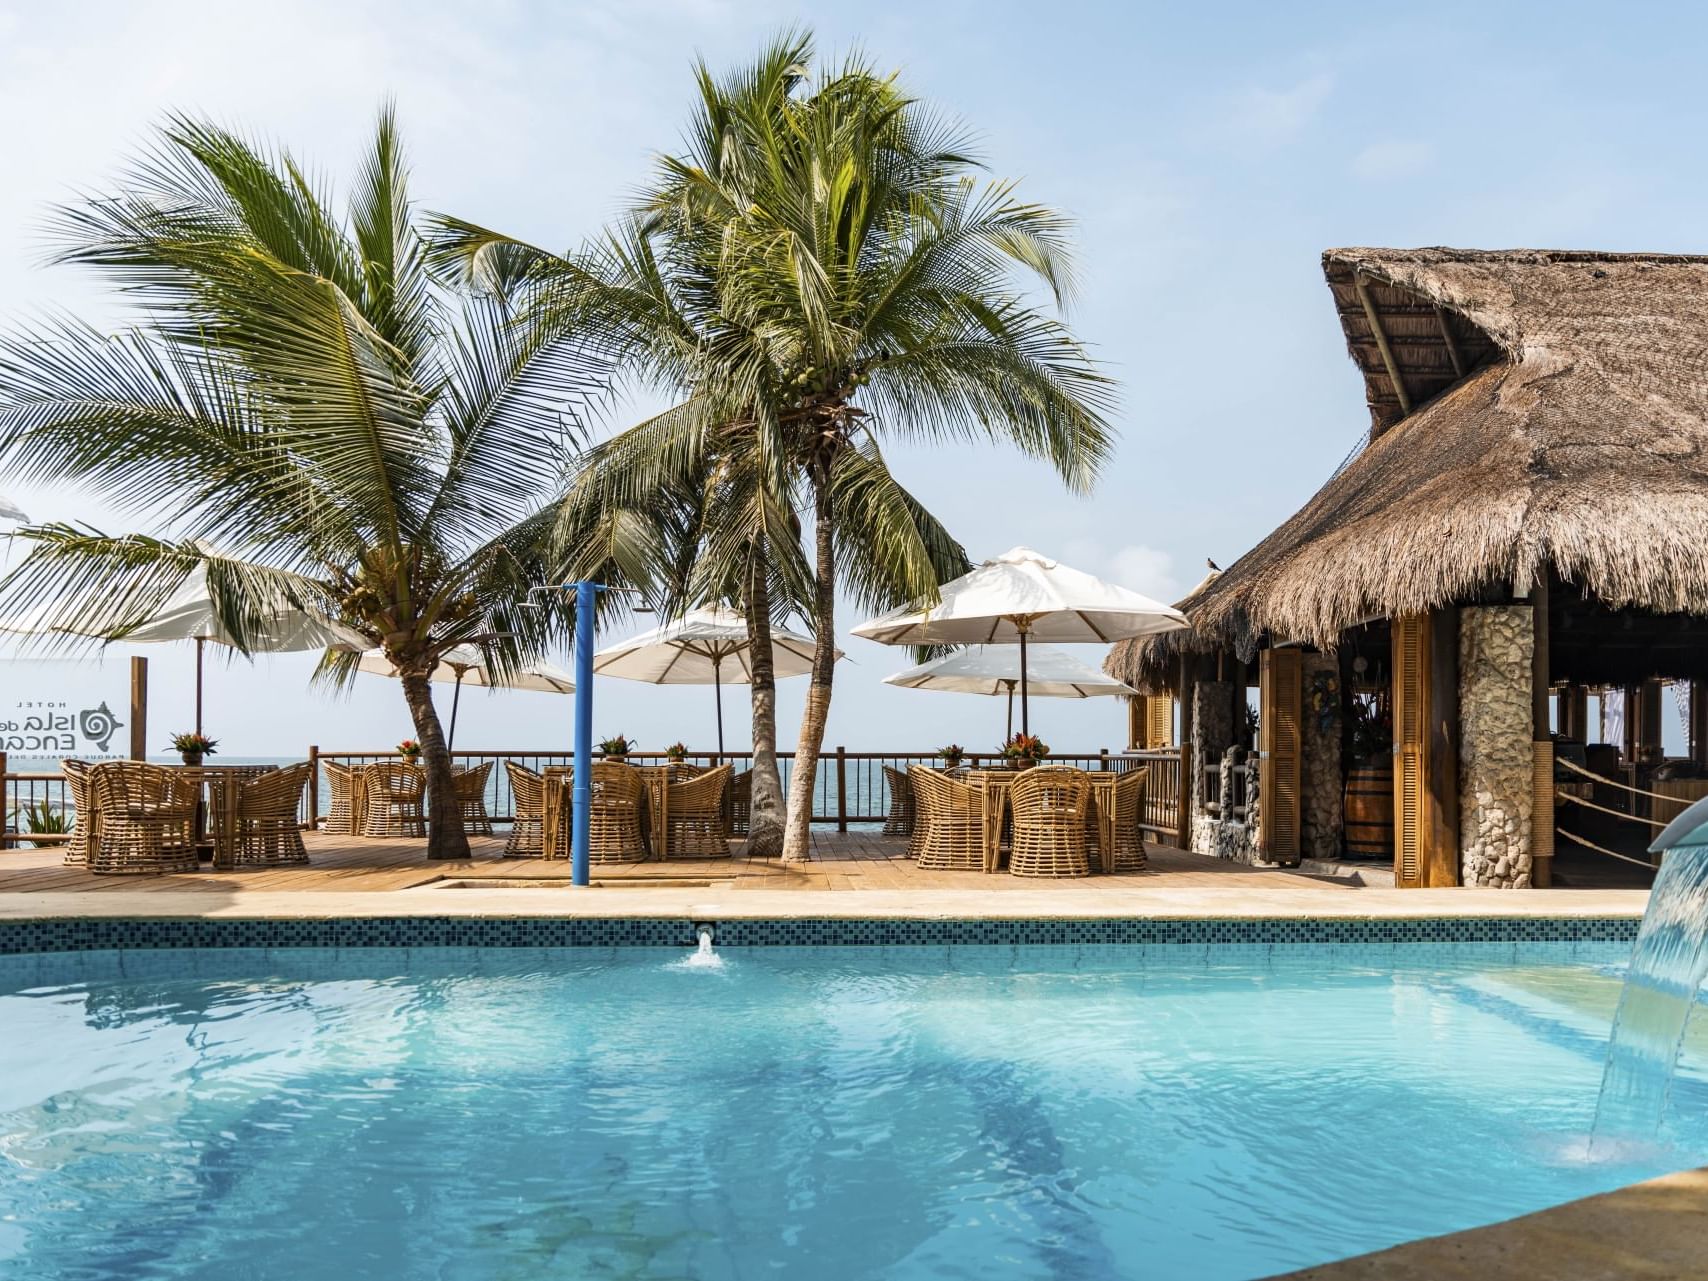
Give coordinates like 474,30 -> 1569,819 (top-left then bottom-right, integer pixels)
662,42 -> 1117,858
0,109 -> 593,859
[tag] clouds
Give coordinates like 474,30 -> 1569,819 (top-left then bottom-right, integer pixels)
1352,139 -> 1436,180
1058,539 -> 1183,605
1223,72 -> 1333,143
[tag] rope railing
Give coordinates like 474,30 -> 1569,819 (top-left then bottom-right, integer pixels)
1554,824 -> 1659,870
1555,789 -> 1670,829
1555,756 -> 1697,806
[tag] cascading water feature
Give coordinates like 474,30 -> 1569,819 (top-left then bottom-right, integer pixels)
1590,809 -> 1708,1152
677,924 -> 724,970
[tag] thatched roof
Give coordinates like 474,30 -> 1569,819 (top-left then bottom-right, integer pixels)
1108,246 -> 1708,691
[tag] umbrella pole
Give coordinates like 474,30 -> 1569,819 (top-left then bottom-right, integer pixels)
1019,626 -> 1030,736
448,670 -> 464,752
1005,680 -> 1015,739
714,658 -> 725,764
194,636 -> 206,738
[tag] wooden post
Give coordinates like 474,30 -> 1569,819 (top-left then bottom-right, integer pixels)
835,745 -> 848,833
1531,575 -> 1552,888
1178,653 -> 1198,840
1126,697 -> 1142,751
1392,614 -> 1430,888
1427,608 -> 1461,886
1176,743 -> 1193,852
1692,681 -> 1708,769
129,657 -> 148,761
307,744 -> 321,831
1258,647 -> 1303,865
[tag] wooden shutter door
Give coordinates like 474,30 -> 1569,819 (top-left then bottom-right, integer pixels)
1147,695 -> 1174,747
1392,614 -> 1429,889
1259,648 -> 1302,864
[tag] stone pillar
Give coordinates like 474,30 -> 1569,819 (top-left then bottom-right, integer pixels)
1190,680 -> 1233,855
1300,653 -> 1344,859
1459,606 -> 1534,887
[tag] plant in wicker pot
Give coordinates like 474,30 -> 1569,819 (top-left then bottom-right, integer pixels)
598,734 -> 636,764
664,741 -> 689,764
396,738 -> 422,763
170,732 -> 218,766
937,743 -> 965,770
1001,733 -> 1049,770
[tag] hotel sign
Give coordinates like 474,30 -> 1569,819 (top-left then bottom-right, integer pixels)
1,699 -> 124,754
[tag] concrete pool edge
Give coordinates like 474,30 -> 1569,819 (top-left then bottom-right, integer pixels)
1269,1164 -> 1708,1280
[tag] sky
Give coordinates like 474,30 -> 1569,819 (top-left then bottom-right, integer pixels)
3,0 -> 1707,759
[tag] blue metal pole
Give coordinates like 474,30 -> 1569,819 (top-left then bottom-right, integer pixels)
571,580 -> 596,886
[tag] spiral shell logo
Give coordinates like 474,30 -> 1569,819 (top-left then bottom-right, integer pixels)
78,702 -> 122,753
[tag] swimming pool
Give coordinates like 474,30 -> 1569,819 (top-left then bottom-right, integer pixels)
1,939 -> 1703,1280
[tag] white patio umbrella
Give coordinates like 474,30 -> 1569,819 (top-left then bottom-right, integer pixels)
0,562 -> 366,737
0,492 -> 27,522
853,546 -> 1188,735
885,643 -> 1138,738
354,646 -> 575,749
592,605 -> 841,757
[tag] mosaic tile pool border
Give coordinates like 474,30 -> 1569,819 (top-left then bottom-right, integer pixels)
0,914 -> 1641,954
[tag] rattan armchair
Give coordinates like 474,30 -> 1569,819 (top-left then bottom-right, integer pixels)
910,766 -> 985,871
882,765 -> 915,838
1106,767 -> 1149,872
451,761 -> 495,836
361,762 -> 426,838
231,762 -> 312,866
726,769 -> 752,836
87,761 -> 198,874
60,759 -> 96,865
321,760 -> 358,835
1009,767 -> 1092,878
665,764 -> 732,859
504,761 -> 544,857
586,761 -> 647,862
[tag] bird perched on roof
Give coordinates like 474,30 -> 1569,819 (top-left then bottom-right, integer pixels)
1206,557 -> 1220,571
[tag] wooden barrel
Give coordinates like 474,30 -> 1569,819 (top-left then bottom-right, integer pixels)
1343,763 -> 1394,859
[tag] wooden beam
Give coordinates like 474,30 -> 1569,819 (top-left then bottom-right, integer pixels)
1427,608 -> 1460,886
1434,305 -> 1466,378
1531,574 -> 1552,888
1355,274 -> 1412,416
129,656 -> 148,761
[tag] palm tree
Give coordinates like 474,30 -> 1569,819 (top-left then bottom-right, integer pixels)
0,109 -> 593,859
657,41 -> 1117,858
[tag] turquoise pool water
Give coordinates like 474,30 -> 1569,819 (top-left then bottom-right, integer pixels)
1,941 -> 1705,1280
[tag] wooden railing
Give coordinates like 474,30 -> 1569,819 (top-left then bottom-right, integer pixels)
1202,758 -> 1255,825
3,746 -> 1191,846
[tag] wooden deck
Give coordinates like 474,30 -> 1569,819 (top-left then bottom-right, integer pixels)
0,828 -> 1332,894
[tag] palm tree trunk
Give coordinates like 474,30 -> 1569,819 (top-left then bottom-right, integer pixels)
782,475 -> 837,862
744,538 -> 786,857
399,668 -> 470,860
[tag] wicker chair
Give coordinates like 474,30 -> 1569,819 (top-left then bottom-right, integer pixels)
504,761 -> 544,857
726,769 -> 753,836
665,764 -> 732,859
451,762 -> 495,836
230,762 -> 312,866
60,759 -> 96,865
882,765 -> 915,838
361,762 -> 426,838
1106,767 -> 1149,872
910,766 -> 985,871
321,760 -> 357,835
587,762 -> 647,862
86,761 -> 198,875
1008,767 -> 1093,878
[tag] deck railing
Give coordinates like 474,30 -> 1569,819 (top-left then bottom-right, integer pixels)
2,746 -> 1190,845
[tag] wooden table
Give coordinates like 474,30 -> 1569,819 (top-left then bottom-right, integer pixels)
168,764 -> 275,869
967,768 -> 1126,875
541,764 -> 669,861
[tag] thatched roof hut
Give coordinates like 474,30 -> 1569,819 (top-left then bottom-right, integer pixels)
1108,246 -> 1708,691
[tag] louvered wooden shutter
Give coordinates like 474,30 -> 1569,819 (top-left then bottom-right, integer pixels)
1392,614 -> 1429,889
1147,696 -> 1175,748
1259,648 -> 1302,864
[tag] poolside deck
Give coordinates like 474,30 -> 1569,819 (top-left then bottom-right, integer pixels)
0,830 -> 1651,921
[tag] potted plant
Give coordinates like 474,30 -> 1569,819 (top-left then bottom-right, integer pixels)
937,743 -> 965,770
664,742 -> 689,763
598,734 -> 636,764
170,731 -> 219,766
396,738 -> 422,763
1001,732 -> 1049,769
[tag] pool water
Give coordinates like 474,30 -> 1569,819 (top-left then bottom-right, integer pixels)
1,942 -> 1705,1280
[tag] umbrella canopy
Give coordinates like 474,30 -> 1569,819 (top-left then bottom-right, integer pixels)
886,643 -> 1138,737
0,561 -> 366,736
593,606 -> 841,755
0,492 -> 27,522
853,546 -> 1187,734
355,646 -> 575,749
